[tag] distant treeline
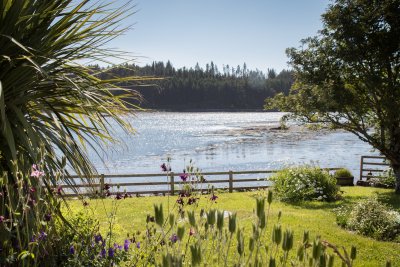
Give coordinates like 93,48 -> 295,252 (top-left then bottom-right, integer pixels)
94,61 -> 293,110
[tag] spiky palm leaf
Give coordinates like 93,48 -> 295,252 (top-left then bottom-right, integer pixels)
0,0 -> 144,189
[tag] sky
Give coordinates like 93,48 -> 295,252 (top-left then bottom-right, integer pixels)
108,0 -> 331,72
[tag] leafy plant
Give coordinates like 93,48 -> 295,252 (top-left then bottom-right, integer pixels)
334,168 -> 353,178
336,197 -> 400,242
270,166 -> 341,202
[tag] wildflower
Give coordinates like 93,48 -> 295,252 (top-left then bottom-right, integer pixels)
189,228 -> 196,236
39,231 -> 47,241
180,172 -> 188,181
116,192 -> 123,200
170,234 -> 178,243
176,197 -> 184,205
104,183 -> 111,190
108,247 -> 114,258
136,242 -> 140,249
124,239 -> 130,252
57,186 -> 62,195
94,234 -> 103,244
114,243 -> 122,250
0,215 -> 4,223
44,213 -> 52,222
100,248 -> 106,258
161,163 -> 170,172
187,197 -> 198,205
69,245 -> 75,255
31,164 -> 44,178
210,194 -> 218,201
29,187 -> 36,193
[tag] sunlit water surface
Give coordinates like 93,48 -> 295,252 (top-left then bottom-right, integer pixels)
85,112 -> 377,188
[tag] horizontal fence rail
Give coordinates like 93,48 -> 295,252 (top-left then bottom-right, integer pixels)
60,168 -> 341,197
359,156 -> 389,181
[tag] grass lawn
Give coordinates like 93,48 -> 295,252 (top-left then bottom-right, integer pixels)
67,186 -> 400,266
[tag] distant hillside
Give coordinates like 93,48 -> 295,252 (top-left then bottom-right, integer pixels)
93,61 -> 293,110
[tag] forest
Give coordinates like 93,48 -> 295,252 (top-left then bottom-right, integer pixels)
95,61 -> 293,110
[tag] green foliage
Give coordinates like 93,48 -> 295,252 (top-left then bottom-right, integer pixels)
334,168 -> 353,178
336,198 -> 400,241
270,166 -> 341,202
0,0 -> 145,186
264,0 -> 400,193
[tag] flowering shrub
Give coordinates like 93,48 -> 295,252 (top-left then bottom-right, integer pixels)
270,166 -> 340,202
335,198 -> 400,241
0,160 -> 63,265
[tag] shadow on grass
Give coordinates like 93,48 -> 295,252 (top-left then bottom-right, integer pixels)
282,194 -> 381,210
282,189 -> 400,211
376,191 -> 400,210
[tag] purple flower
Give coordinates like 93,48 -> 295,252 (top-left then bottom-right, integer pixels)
100,248 -> 106,258
116,193 -> 123,200
44,213 -> 52,222
180,172 -> 188,181
170,234 -> 178,243
136,242 -> 140,249
94,234 -> 103,244
69,245 -> 75,255
176,198 -> 184,205
104,183 -> 111,190
210,194 -> 218,201
0,215 -> 5,223
161,163 -> 168,172
124,239 -> 130,252
108,247 -> 114,258
114,243 -> 122,250
39,231 -> 47,241
187,197 -> 198,205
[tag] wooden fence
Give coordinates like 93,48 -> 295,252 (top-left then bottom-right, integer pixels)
62,168 -> 340,197
359,155 -> 389,181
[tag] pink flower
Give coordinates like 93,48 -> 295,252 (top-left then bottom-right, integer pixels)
31,164 -> 44,178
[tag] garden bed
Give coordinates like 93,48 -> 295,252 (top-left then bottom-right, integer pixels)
67,186 -> 400,266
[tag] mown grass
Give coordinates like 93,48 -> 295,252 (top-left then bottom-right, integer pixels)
66,186 -> 400,266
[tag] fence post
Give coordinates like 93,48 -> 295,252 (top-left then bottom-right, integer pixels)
100,174 -> 105,198
229,170 -> 233,193
359,156 -> 364,181
170,172 -> 175,196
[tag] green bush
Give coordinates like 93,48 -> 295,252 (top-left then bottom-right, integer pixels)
270,166 -> 340,202
334,168 -> 353,178
336,198 -> 400,241
375,168 -> 396,188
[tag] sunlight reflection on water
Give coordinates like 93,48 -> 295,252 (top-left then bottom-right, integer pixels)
85,112 -> 377,185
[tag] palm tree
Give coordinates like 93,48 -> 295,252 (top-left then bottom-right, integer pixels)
0,0 -> 145,185
0,0 -> 152,262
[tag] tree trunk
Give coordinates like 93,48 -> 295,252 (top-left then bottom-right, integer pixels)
393,164 -> 400,194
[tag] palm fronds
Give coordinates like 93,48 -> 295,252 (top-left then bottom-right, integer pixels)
0,0 -> 145,188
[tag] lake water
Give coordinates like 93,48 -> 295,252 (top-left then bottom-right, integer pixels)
88,112 -> 377,183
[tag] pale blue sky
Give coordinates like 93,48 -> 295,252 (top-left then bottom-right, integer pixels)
109,0 -> 330,71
